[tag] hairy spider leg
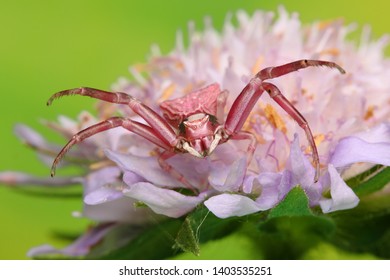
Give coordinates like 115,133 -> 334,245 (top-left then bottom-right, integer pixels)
262,82 -> 320,181
48,87 -> 178,147
257,59 -> 345,80
224,60 -> 345,182
229,131 -> 257,166
49,117 -> 171,177
157,150 -> 198,193
48,88 -> 200,191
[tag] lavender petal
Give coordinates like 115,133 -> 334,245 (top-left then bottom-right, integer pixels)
208,156 -> 247,192
319,164 -> 360,213
0,171 -> 81,187
123,182 -> 207,218
27,223 -> 115,257
330,136 -> 390,168
105,149 -> 180,187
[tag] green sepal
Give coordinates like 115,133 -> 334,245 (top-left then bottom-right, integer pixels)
267,186 -> 314,219
173,206 -> 242,256
353,166 -> 390,196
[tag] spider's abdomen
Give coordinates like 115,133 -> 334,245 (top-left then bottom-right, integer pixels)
159,83 -> 225,128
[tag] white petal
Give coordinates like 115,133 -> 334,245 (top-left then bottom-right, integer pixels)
204,194 -> 262,218
319,164 -> 359,213
354,122 -> 390,143
123,182 -> 206,218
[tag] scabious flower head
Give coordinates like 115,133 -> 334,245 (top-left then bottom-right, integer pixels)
1,6 -> 390,257
110,6 -> 390,217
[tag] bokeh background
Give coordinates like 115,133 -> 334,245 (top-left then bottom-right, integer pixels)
1,0 -> 389,259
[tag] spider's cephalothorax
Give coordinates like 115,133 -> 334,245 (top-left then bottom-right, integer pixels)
159,83 -> 227,158
48,59 -> 345,188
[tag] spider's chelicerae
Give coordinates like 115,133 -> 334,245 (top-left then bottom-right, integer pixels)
48,59 -> 345,189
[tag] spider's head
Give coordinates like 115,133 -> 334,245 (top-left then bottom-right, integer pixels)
180,113 -> 222,158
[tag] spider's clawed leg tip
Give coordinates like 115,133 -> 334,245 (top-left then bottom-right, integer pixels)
46,94 -> 58,106
338,67 -> 346,74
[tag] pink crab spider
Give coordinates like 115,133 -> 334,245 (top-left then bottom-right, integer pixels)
48,59 -> 345,188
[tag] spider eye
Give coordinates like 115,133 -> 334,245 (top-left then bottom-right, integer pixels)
208,114 -> 218,125
178,122 -> 186,134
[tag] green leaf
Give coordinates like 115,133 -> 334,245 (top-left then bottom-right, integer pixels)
96,219 -> 183,260
174,217 -> 200,256
353,166 -> 390,196
257,215 -> 336,259
173,227 -> 265,260
174,206 -> 242,256
345,164 -> 384,188
329,194 -> 390,259
92,206 -> 242,259
257,187 -> 336,259
302,242 -> 379,260
268,186 -> 313,219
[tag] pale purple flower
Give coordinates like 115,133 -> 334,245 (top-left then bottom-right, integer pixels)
1,7 -> 390,257
109,7 -> 390,217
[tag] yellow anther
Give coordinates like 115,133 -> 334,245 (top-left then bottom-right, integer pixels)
158,83 -> 176,102
317,19 -> 341,30
149,150 -> 159,157
251,55 -> 264,75
264,104 -> 287,134
319,48 -> 340,56
305,133 -> 325,154
212,48 -> 221,70
364,105 -> 375,120
89,160 -> 115,170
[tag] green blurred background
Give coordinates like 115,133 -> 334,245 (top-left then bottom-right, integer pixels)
1,0 -> 389,259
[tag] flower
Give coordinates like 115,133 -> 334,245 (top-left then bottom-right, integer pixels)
1,6 -> 390,257
109,6 -> 390,217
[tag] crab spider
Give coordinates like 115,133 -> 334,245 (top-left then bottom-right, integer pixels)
48,59 -> 345,186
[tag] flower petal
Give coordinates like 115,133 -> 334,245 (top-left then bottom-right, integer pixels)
204,194 -> 262,218
330,136 -> 390,168
319,164 -> 359,213
84,186 -> 123,205
105,149 -> 180,187
82,167 -> 149,222
287,134 -> 316,188
354,122 -> 390,143
28,223 -> 115,257
123,182 -> 206,218
0,171 -> 81,187
255,171 -> 293,209
208,156 -> 246,192
83,197 -> 153,223
83,166 -> 121,194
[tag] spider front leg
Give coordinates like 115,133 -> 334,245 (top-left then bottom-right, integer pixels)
262,82 -> 320,181
49,116 -> 172,177
157,150 -> 198,193
225,60 -> 345,182
48,87 -> 179,146
257,59 -> 345,80
225,78 -> 321,181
